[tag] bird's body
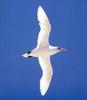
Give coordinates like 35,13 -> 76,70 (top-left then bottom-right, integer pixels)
26,45 -> 59,57
22,6 -> 66,96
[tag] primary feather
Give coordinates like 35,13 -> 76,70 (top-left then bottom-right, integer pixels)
37,6 -> 51,47
38,56 -> 53,96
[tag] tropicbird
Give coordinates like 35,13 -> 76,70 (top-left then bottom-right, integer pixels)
22,6 -> 66,96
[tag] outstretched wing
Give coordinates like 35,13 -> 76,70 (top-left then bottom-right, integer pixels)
37,6 -> 51,47
38,56 -> 53,96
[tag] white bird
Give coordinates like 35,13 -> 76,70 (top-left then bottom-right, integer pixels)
22,6 -> 66,96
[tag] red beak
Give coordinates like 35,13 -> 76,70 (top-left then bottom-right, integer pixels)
60,48 -> 67,51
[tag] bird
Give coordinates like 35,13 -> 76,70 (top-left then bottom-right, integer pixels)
22,6 -> 66,96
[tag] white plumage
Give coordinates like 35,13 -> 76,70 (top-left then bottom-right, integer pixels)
22,6 -> 66,96
37,6 -> 51,47
38,56 -> 53,96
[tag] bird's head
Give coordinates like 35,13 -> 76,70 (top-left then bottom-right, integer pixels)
58,47 -> 67,52
22,51 -> 32,58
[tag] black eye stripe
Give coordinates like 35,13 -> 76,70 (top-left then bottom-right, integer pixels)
28,56 -> 32,58
58,47 -> 61,50
28,51 -> 31,54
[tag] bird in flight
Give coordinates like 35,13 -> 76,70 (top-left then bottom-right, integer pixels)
22,6 -> 66,96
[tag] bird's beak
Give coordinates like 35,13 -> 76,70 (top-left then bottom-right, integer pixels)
60,48 -> 67,52
22,53 -> 28,58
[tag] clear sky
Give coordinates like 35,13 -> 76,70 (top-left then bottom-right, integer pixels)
0,0 -> 87,100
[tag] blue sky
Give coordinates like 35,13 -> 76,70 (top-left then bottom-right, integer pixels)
0,0 -> 87,100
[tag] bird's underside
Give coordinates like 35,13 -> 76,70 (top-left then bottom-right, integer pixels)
22,6 -> 66,96
37,6 -> 53,96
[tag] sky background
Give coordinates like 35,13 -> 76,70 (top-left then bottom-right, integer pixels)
0,0 -> 87,100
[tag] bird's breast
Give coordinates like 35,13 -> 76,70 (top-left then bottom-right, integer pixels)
31,46 -> 58,57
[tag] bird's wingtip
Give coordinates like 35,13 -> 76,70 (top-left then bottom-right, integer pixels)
40,90 -> 46,96
38,6 -> 42,9
38,6 -> 43,11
